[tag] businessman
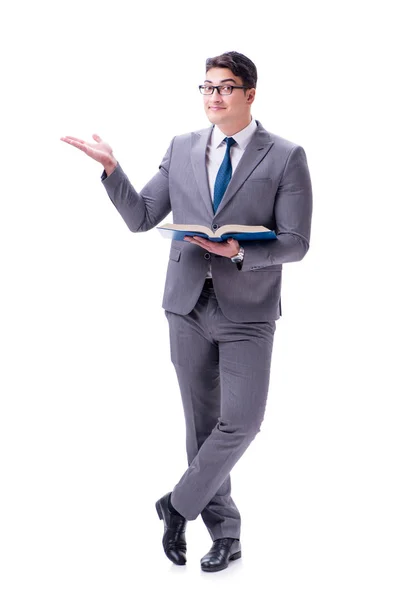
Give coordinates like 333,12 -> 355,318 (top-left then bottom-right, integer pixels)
61,51 -> 313,572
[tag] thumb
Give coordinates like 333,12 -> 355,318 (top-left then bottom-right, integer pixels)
92,133 -> 102,142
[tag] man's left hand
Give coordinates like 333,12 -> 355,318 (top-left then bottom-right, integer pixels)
184,236 -> 239,258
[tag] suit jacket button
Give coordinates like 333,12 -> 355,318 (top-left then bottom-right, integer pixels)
212,224 -> 218,230
204,252 -> 210,259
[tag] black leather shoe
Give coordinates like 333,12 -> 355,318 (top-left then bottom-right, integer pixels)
155,493 -> 187,566
200,538 -> 241,572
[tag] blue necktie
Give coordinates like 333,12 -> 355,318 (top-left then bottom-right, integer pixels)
213,137 -> 236,213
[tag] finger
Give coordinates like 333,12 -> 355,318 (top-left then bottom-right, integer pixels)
226,238 -> 239,250
193,236 -> 212,248
61,138 -> 86,150
60,135 -> 86,144
189,238 -> 208,248
198,238 -> 222,250
92,133 -> 102,142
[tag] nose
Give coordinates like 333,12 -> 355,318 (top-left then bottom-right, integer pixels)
211,88 -> 221,100
211,88 -> 222,101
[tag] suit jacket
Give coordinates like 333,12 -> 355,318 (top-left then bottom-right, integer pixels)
101,121 -> 312,323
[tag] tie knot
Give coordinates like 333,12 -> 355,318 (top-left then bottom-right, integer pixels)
224,137 -> 236,149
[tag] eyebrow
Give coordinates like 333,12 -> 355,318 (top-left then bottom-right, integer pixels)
204,78 -> 237,84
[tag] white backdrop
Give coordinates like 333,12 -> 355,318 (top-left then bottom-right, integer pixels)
1,1 -> 399,598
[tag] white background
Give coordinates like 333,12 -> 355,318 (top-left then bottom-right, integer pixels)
1,0 -> 399,598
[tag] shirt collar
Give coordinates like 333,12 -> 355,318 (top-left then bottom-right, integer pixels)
211,118 -> 257,151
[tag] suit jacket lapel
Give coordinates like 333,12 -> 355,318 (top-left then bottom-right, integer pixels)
191,127 -> 214,220
215,123 -> 274,216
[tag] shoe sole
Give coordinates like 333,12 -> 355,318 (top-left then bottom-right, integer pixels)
201,551 -> 242,572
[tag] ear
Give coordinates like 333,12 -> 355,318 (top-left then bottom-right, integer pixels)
246,88 -> 256,104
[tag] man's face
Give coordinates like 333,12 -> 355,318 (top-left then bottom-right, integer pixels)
202,67 -> 255,129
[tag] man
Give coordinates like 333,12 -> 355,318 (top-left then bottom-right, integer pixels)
61,51 -> 312,572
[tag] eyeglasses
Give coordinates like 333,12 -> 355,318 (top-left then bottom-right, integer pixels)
199,85 -> 248,96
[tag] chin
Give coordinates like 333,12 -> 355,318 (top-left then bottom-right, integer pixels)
207,111 -> 226,125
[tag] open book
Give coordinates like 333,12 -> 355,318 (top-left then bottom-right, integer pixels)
157,223 -> 277,242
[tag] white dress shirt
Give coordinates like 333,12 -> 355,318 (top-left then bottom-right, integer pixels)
205,118 -> 257,278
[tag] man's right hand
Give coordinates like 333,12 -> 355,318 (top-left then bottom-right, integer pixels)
60,133 -> 117,176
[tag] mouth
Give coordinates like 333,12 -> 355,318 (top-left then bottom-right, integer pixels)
208,106 -> 225,111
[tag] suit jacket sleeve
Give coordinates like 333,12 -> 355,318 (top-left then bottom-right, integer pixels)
100,139 -> 174,232
240,145 -> 313,271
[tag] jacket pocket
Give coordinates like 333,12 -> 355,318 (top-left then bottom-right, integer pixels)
250,265 -> 282,272
169,247 -> 181,262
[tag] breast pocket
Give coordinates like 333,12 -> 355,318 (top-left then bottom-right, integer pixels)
248,177 -> 272,183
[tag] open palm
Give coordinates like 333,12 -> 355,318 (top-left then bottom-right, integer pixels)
60,133 -> 114,165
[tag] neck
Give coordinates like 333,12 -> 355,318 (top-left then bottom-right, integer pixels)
217,116 -> 252,137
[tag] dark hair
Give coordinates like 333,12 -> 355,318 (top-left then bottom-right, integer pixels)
205,51 -> 257,90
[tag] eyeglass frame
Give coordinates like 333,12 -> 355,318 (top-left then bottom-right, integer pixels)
198,84 -> 249,96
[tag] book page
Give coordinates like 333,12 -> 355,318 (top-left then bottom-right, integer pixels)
216,224 -> 271,235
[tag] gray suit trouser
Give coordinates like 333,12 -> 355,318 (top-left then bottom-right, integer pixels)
165,280 -> 276,541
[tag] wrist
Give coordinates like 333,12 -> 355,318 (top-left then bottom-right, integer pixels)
230,246 -> 244,263
103,156 -> 117,176
228,241 -> 241,258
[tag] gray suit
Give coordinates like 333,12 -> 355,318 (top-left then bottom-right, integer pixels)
101,121 -> 312,540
